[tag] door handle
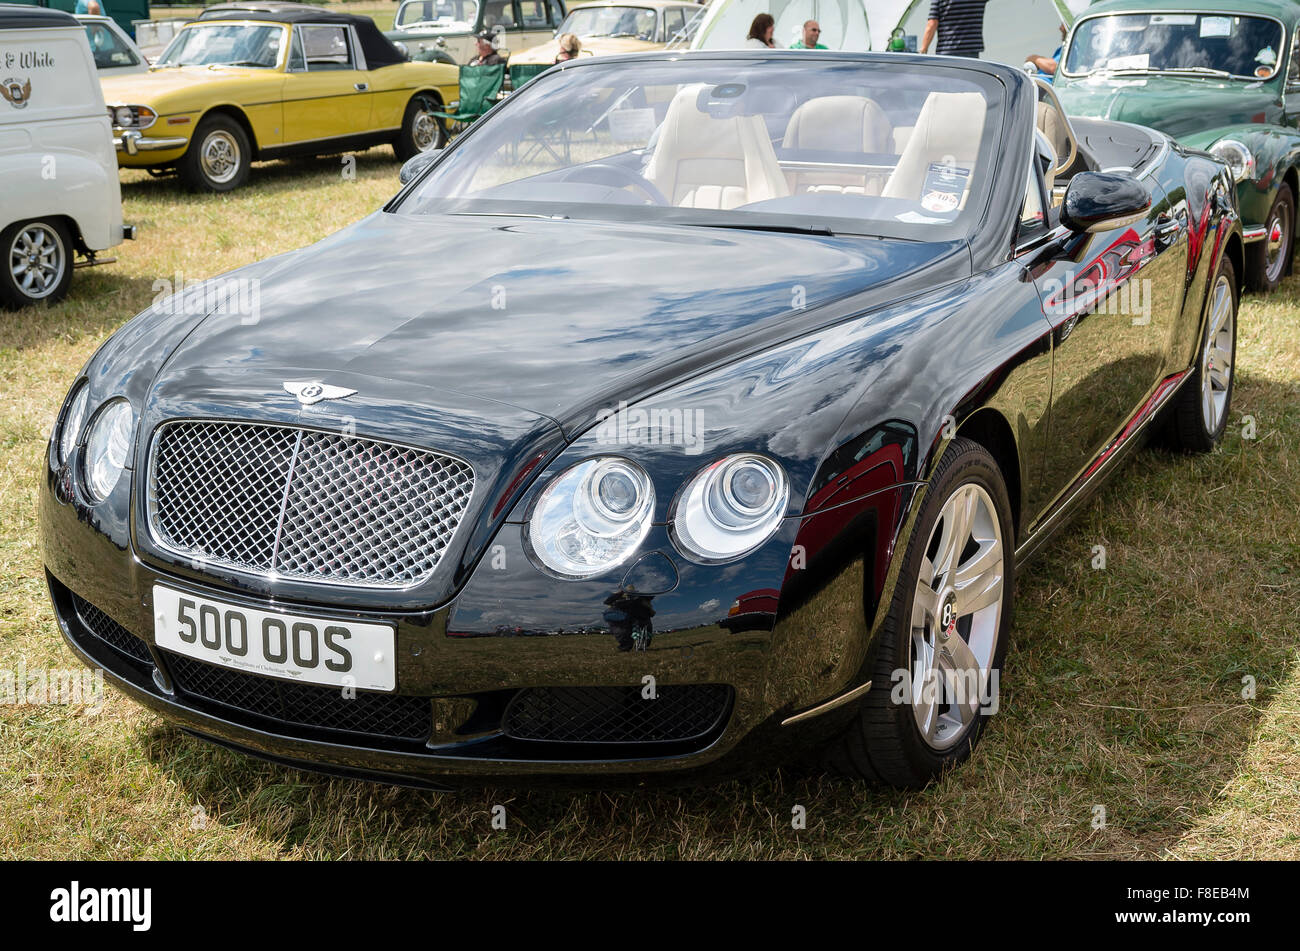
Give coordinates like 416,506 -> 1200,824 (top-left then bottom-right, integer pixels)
354,82 -> 369,91
1154,213 -> 1182,247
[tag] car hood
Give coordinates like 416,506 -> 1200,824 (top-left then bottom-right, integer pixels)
510,37 -> 663,65
143,211 -> 964,606
1056,75 -> 1280,140
157,210 -> 966,435
99,64 -> 276,106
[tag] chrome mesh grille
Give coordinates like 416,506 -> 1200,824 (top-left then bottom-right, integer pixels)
148,421 -> 474,587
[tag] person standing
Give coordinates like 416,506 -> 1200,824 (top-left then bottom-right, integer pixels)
920,0 -> 989,58
745,13 -> 775,48
790,20 -> 828,49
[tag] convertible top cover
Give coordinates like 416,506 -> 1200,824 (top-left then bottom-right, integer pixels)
199,9 -> 407,67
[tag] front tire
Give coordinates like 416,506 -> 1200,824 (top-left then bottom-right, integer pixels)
394,94 -> 447,162
1166,254 -> 1237,453
1247,183 -> 1293,293
1,217 -> 73,309
180,114 -> 251,192
825,438 -> 1014,788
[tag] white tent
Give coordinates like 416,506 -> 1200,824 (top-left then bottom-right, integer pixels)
692,0 -> 1092,62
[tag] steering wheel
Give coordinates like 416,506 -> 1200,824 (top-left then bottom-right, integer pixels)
558,163 -> 670,205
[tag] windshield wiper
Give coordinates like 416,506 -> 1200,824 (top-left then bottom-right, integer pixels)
686,221 -> 838,236
1156,66 -> 1236,78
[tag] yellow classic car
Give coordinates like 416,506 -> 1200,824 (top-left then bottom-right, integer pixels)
507,0 -> 703,66
102,10 -> 459,191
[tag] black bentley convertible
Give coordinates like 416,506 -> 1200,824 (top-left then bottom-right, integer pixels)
42,52 -> 1241,788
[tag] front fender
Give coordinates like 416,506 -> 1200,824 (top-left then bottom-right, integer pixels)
1185,124 -> 1300,227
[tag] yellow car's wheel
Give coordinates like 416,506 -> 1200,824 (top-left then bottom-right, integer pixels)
181,114 -> 251,193
394,94 -> 447,161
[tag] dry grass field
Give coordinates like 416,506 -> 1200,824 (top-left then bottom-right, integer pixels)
1,131 -> 1298,858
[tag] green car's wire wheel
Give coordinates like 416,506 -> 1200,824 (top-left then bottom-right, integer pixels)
1248,183 -> 1294,293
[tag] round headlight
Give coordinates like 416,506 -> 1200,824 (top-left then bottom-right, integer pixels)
1209,139 -> 1253,183
82,400 -> 134,502
671,453 -> 788,563
113,105 -> 134,128
527,457 -> 654,579
57,383 -> 89,465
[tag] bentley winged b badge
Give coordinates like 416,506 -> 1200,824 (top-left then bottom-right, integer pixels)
283,380 -> 357,406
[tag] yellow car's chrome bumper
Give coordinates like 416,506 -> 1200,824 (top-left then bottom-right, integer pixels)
115,130 -> 189,155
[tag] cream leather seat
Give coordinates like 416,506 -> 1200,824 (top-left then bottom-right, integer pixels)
781,96 -> 892,195
882,91 -> 986,208
644,86 -> 789,210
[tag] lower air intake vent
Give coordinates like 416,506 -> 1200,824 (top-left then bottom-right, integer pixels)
502,684 -> 732,744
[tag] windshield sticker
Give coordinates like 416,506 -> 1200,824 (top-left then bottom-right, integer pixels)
607,107 -> 656,143
920,162 -> 969,214
1150,14 -> 1196,26
1106,53 -> 1149,70
1200,17 -> 1233,38
1256,46 -> 1277,66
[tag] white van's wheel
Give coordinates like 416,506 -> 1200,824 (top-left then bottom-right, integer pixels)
1,218 -> 73,309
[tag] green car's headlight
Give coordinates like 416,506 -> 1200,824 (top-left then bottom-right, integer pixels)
527,457 -> 655,579
1209,139 -> 1254,183
82,400 -> 134,502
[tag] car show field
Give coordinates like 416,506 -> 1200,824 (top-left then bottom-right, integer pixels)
0,0 -> 1298,871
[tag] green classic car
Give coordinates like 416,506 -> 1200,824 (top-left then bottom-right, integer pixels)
1056,0 -> 1300,291
385,0 -> 568,64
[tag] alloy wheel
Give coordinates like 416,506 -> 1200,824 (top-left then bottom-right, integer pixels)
8,222 -> 66,300
909,482 -> 1005,750
1201,272 -> 1234,434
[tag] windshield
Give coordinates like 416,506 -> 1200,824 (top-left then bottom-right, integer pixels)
83,22 -> 141,69
1065,13 -> 1285,79
157,23 -> 284,67
395,0 -> 480,30
694,0 -> 869,51
560,6 -> 658,41
397,59 -> 1002,240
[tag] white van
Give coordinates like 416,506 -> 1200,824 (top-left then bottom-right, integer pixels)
0,4 -> 132,309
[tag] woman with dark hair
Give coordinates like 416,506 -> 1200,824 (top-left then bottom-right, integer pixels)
745,13 -> 776,48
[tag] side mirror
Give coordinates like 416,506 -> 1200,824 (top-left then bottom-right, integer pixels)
1060,171 -> 1151,233
398,148 -> 441,184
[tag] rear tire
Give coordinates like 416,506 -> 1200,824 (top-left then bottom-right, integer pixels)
1166,254 -> 1237,453
824,438 -> 1014,788
1246,183 -> 1293,293
394,94 -> 447,161
180,114 -> 251,192
0,217 -> 73,309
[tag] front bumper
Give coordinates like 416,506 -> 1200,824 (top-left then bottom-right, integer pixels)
41,451 -> 903,785
115,129 -> 189,155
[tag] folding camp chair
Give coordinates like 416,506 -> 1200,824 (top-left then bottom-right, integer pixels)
431,63 -> 505,134
508,62 -> 550,92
